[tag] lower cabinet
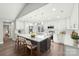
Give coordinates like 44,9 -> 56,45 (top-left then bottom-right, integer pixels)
40,38 -> 51,52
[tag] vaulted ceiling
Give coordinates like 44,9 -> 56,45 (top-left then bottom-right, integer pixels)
0,3 -> 26,22
0,3 -> 75,22
17,3 -> 74,22
0,3 -> 47,22
16,3 -> 47,18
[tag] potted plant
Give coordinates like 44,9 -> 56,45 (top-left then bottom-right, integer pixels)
71,30 -> 79,46
31,32 -> 36,38
60,31 -> 66,35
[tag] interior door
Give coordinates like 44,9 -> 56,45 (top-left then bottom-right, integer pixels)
3,25 -> 9,36
3,22 -> 11,40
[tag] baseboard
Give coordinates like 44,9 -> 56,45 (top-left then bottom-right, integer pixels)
0,41 -> 3,44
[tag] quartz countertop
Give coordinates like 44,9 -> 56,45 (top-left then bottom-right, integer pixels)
16,33 -> 51,42
53,31 -> 79,48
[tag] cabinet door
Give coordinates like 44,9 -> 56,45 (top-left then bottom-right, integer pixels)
47,37 -> 51,50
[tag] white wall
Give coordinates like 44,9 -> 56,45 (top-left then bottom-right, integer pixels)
0,20 -> 3,44
10,22 -> 15,40
43,19 -> 66,31
16,21 -> 37,34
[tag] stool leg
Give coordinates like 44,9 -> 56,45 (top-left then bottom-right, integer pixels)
24,44 -> 27,54
31,49 -> 32,56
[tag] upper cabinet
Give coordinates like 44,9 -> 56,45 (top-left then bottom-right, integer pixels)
66,4 -> 78,30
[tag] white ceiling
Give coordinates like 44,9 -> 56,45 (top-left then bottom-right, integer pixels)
17,3 -> 74,22
0,3 -> 26,22
17,3 -> 47,18
0,3 -> 75,22
0,3 -> 47,22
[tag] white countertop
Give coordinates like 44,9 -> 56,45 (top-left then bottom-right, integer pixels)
53,31 -> 79,48
16,33 -> 51,42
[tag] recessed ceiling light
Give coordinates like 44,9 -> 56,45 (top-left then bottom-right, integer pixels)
60,10 -> 64,13
41,12 -> 44,15
52,8 -> 56,11
35,23 -> 37,25
34,15 -> 37,16
30,17 -> 32,18
57,16 -> 60,18
41,22 -> 43,25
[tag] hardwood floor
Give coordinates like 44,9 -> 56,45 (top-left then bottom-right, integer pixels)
0,39 -> 64,56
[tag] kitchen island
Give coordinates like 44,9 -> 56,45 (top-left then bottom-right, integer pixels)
16,33 -> 51,55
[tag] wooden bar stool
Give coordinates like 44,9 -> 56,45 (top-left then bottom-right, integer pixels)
25,40 -> 37,55
15,36 -> 27,54
15,36 -> 20,49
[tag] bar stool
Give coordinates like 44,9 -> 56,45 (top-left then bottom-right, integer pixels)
25,40 -> 37,55
15,36 -> 20,49
15,36 -> 27,54
19,37 -> 27,54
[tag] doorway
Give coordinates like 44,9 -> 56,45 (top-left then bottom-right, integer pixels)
3,22 -> 11,43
